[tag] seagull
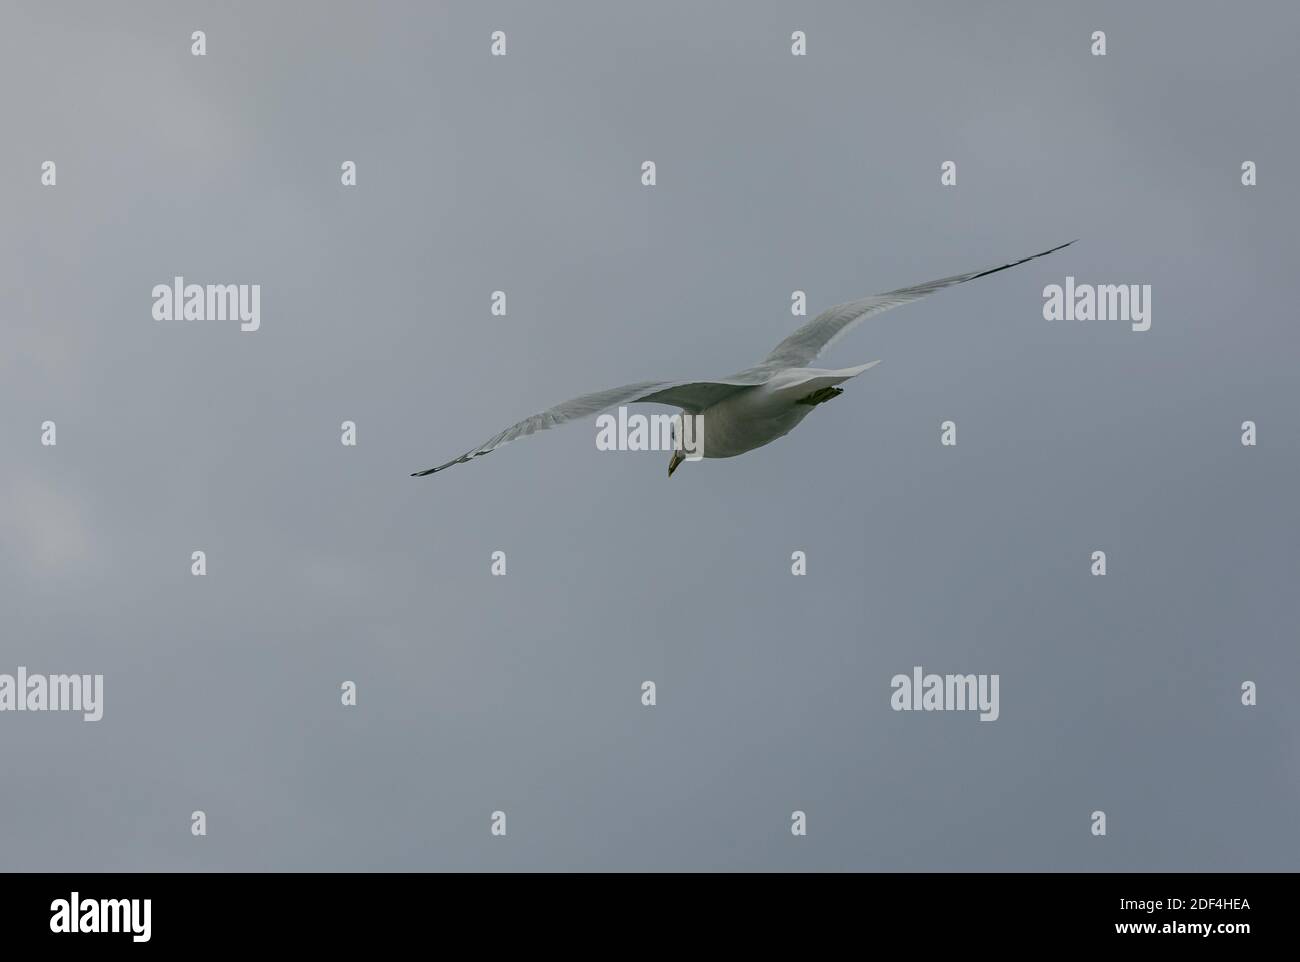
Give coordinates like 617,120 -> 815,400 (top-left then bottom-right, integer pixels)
412,241 -> 1074,478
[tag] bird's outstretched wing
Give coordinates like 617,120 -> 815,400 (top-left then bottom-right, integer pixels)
410,378 -> 757,476
756,240 -> 1075,371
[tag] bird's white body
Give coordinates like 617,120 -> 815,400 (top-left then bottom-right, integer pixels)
697,363 -> 877,458
411,242 -> 1073,478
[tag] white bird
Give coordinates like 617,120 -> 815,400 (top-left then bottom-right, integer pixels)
412,241 -> 1073,478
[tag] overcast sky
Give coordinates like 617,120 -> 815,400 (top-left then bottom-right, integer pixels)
2,0 -> 1297,870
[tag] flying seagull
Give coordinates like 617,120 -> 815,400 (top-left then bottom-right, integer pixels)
412,241 -> 1074,478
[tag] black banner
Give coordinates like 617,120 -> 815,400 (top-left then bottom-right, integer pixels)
0,872 -> 1276,947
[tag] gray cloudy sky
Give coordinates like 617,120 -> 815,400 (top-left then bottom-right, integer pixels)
2,0 -> 1298,871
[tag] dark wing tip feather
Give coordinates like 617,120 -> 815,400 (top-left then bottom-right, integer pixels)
968,239 -> 1076,282
410,447 -> 494,477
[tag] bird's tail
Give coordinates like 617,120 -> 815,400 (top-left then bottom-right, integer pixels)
769,361 -> 881,404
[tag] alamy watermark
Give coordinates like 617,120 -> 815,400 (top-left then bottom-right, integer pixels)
891,666 -> 999,721
50,893 -> 150,942
1043,277 -> 1151,332
595,407 -> 704,457
0,667 -> 103,721
152,276 -> 260,332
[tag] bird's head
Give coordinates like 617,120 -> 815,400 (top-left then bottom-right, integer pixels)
668,448 -> 686,477
668,411 -> 703,477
